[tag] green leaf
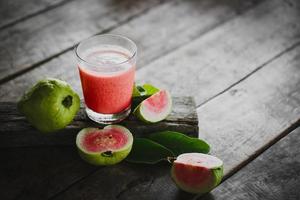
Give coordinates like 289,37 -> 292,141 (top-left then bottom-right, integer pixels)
148,131 -> 210,156
126,138 -> 175,164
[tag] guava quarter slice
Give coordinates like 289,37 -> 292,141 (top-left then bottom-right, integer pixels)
76,125 -> 133,166
133,90 -> 172,123
171,153 -> 223,194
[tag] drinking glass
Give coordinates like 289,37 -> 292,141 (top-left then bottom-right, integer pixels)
75,34 -> 137,124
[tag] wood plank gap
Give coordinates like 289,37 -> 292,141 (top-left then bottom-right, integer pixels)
196,40 -> 300,108
0,0 -> 166,86
198,126 -> 300,200
0,0 -> 74,31
0,48 -> 71,85
221,119 -> 300,182
0,0 -> 260,87
133,0 -> 265,70
192,117 -> 300,199
47,168 -> 100,200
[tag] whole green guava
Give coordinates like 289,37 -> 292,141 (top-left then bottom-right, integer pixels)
18,78 -> 80,133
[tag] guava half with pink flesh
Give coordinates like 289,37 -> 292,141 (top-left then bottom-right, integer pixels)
76,125 -> 133,166
133,90 -> 172,123
171,153 -> 223,194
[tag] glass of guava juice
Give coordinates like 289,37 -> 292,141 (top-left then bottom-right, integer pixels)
75,34 -> 137,124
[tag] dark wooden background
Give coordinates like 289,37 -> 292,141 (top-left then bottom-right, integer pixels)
0,0 -> 299,199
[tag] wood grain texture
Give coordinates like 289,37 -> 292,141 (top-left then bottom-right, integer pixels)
0,0 -> 260,87
197,44 -> 300,176
135,0 -> 300,105
0,0 -> 71,29
0,0 -> 163,83
112,0 -> 260,68
202,127 -> 300,200
0,97 -> 198,147
51,163 -> 176,200
1,0 -> 298,106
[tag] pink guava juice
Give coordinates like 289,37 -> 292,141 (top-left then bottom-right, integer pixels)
78,45 -> 135,114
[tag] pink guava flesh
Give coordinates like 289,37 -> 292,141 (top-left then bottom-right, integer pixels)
172,162 -> 214,191
171,153 -> 223,194
144,90 -> 169,113
82,128 -> 128,152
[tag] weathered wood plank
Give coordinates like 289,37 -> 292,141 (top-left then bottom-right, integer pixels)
0,97 -> 198,147
112,0 -> 261,68
0,0 -> 71,29
0,0 -> 260,86
0,0 -> 164,83
135,0 -> 300,105
1,0 -> 298,106
202,127 -> 300,200
52,163 -> 174,200
197,44 -> 300,176
48,22 -> 300,200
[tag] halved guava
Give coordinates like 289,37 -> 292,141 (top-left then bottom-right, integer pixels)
76,125 -> 133,166
133,90 -> 172,123
171,153 -> 223,194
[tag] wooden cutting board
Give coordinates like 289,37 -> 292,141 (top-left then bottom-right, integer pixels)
0,97 -> 198,147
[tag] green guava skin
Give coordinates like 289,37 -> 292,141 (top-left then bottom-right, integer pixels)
17,78 -> 80,133
171,153 -> 223,194
76,126 -> 133,166
77,144 -> 132,166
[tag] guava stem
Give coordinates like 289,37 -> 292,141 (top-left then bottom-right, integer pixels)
137,86 -> 146,95
62,95 -> 73,108
101,151 -> 113,157
167,156 -> 177,164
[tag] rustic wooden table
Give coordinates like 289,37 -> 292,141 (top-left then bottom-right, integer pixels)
0,0 -> 299,199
